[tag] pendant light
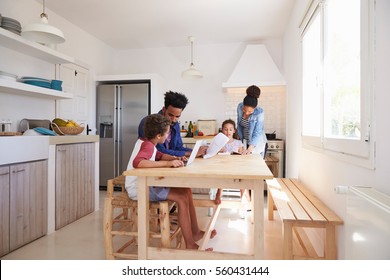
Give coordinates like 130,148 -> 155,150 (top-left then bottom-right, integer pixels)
182,36 -> 202,79
22,0 -> 65,45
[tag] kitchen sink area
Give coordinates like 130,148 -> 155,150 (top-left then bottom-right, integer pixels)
0,135 -> 100,165
0,135 -> 49,165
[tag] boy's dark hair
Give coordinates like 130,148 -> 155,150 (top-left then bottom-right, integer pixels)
144,114 -> 171,139
221,119 -> 240,140
164,91 -> 189,110
243,85 -> 261,108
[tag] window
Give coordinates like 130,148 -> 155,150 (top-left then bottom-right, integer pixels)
301,0 -> 374,166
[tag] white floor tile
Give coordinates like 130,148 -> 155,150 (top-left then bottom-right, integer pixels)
1,191 -> 282,260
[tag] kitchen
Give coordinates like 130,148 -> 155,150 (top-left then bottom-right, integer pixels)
1,0 -> 390,266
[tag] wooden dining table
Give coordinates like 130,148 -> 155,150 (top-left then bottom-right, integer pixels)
122,154 -> 273,260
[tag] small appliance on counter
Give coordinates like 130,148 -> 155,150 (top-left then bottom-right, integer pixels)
0,119 -> 12,132
197,120 -> 217,136
18,119 -> 51,133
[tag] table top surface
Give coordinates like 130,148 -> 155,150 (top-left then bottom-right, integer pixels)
123,154 -> 273,180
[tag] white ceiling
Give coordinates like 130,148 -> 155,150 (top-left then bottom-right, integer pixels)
42,0 -> 296,50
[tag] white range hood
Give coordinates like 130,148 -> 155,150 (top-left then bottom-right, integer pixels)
222,44 -> 286,91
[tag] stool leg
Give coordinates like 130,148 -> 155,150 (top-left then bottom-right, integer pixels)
150,208 -> 158,232
159,201 -> 170,248
103,197 -> 115,260
131,205 -> 137,231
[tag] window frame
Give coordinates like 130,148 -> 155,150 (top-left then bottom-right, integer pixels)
300,0 -> 375,168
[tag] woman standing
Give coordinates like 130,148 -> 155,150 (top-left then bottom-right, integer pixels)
237,85 -> 267,157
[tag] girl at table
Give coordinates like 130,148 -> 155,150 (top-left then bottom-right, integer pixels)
214,119 -> 244,204
125,114 -> 216,250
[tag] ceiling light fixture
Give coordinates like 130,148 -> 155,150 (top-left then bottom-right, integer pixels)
182,36 -> 202,79
22,0 -> 65,45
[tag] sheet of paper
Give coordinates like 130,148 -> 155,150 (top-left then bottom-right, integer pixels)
203,132 -> 229,159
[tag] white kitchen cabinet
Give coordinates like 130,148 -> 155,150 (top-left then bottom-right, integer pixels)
56,64 -> 90,124
0,160 -> 48,257
0,28 -> 74,100
55,143 -> 95,230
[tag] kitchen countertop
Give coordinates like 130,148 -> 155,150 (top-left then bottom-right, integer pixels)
181,136 -> 214,144
49,134 -> 99,145
0,134 -> 99,165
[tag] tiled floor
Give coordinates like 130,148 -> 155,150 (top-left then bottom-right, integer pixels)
1,191 -> 283,260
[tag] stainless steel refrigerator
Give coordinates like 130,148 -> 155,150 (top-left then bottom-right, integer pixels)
97,82 -> 150,187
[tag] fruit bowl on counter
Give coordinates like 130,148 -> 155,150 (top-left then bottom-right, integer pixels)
51,118 -> 84,135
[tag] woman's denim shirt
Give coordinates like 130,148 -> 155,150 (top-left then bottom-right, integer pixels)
236,102 -> 267,155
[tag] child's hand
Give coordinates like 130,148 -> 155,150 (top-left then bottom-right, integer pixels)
168,159 -> 185,168
176,156 -> 188,162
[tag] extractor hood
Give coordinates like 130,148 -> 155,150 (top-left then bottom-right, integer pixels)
222,44 -> 286,90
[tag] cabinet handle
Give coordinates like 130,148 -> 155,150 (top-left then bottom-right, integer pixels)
12,169 -> 25,173
0,172 -> 10,176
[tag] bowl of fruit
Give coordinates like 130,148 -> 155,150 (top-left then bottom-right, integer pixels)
51,118 -> 84,135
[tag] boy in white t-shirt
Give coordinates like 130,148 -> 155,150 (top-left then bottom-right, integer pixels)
125,114 -> 216,250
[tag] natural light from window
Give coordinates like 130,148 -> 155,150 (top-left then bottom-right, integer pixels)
324,0 -> 360,139
301,0 -> 373,164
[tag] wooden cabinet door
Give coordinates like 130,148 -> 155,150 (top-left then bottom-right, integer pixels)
55,143 -> 95,229
0,166 -> 10,257
9,161 -> 48,251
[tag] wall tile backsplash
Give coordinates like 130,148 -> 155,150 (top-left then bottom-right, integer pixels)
224,87 -> 286,140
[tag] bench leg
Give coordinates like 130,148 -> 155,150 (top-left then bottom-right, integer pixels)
267,191 -> 275,220
324,225 -> 337,259
282,222 -> 293,259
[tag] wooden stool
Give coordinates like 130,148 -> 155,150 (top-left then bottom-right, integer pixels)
103,175 -> 183,259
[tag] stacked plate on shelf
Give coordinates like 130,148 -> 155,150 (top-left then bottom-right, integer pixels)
18,76 -> 64,91
0,14 -> 22,35
19,76 -> 51,89
0,70 -> 18,81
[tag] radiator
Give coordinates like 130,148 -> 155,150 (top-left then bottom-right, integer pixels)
346,186 -> 390,259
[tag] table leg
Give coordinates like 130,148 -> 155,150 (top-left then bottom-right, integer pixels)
252,179 -> 264,259
137,176 -> 149,259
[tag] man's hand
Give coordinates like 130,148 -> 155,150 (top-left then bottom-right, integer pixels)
197,145 -> 208,157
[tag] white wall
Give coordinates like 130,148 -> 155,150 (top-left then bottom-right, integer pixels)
0,0 -> 115,73
284,0 -> 390,259
109,39 -> 285,129
1,0 -> 286,133
0,0 -> 114,131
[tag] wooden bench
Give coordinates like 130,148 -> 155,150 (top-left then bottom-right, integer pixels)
266,178 -> 343,260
